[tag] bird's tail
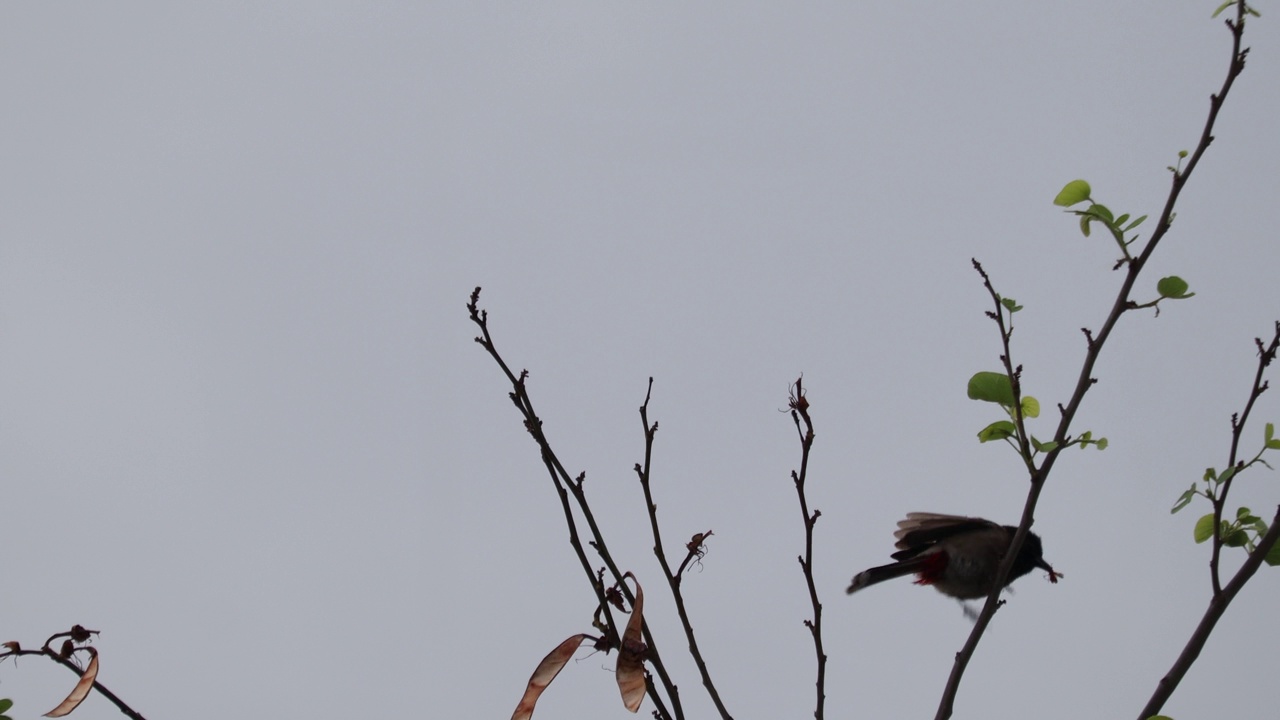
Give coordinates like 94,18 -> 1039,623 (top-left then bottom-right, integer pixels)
846,557 -> 930,594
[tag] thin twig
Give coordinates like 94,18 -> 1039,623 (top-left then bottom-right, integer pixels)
633,379 -> 733,720
467,289 -> 679,720
1208,322 -> 1279,594
0,627 -> 147,720
788,378 -> 826,720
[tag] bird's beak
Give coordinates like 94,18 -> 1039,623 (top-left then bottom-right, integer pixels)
1037,559 -> 1062,584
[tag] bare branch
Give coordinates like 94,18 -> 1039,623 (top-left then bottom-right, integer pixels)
634,380 -> 733,720
788,378 -> 827,720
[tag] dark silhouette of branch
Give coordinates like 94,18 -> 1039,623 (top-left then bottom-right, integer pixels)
1136,322 -> 1280,720
468,288 -> 686,717
467,288 -> 679,720
935,6 -> 1254,718
1138,505 -> 1280,719
1206,323 -> 1279,594
0,627 -> 147,720
788,378 -> 826,720
633,378 -> 734,720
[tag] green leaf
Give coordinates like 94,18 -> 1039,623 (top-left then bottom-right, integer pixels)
1194,513 -> 1216,543
1021,396 -> 1040,419
1157,276 -> 1195,299
1054,179 -> 1092,207
1265,423 -> 1280,449
1265,540 -> 1280,567
1031,436 -> 1058,453
1079,214 -> 1093,237
1000,296 -> 1023,313
1203,467 -> 1218,482
1124,215 -> 1148,231
1171,487 -> 1196,514
1237,506 -> 1253,519
978,420 -> 1017,443
1212,1 -> 1234,18
1084,203 -> 1115,224
1225,528 -> 1250,547
0,700 -> 11,714
1094,437 -> 1108,450
967,372 -> 1016,406
1115,213 -> 1130,227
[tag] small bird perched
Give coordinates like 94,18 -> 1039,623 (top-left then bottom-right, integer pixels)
846,513 -> 1060,599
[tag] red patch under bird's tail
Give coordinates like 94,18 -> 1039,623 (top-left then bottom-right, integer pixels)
910,551 -> 949,587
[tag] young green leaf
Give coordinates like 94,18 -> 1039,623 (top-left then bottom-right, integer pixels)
978,421 -> 1017,443
1212,0 -> 1234,18
1054,179 -> 1092,207
1124,214 -> 1148,231
1171,487 -> 1197,514
1085,203 -> 1115,224
1021,396 -> 1040,419
967,372 -> 1016,405
999,296 -> 1023,313
1156,276 -> 1195,299
1265,541 -> 1280,567
1266,422 -> 1280,449
1194,513 -> 1216,543
1031,436 -> 1058,453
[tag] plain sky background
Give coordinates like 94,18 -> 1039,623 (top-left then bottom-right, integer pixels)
2,3 -> 1278,719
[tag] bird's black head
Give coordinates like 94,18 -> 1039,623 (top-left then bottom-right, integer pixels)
1005,527 -> 1054,581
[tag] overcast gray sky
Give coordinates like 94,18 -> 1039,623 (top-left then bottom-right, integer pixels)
2,3 -> 1278,719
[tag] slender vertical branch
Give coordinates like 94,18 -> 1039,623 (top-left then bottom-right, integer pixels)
1138,505 -> 1280,720
788,378 -> 827,720
1134,321 -> 1278,718
1207,323 -> 1278,594
468,289 -> 679,720
935,7 -> 1252,718
634,379 -> 733,720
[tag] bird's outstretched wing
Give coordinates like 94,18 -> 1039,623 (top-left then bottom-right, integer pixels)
890,513 -> 1002,560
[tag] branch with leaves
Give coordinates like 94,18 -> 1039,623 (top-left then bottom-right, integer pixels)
939,4 -> 1259,719
1139,323 -> 1280,720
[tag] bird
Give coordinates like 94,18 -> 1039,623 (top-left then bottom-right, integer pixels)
846,512 -> 1060,599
